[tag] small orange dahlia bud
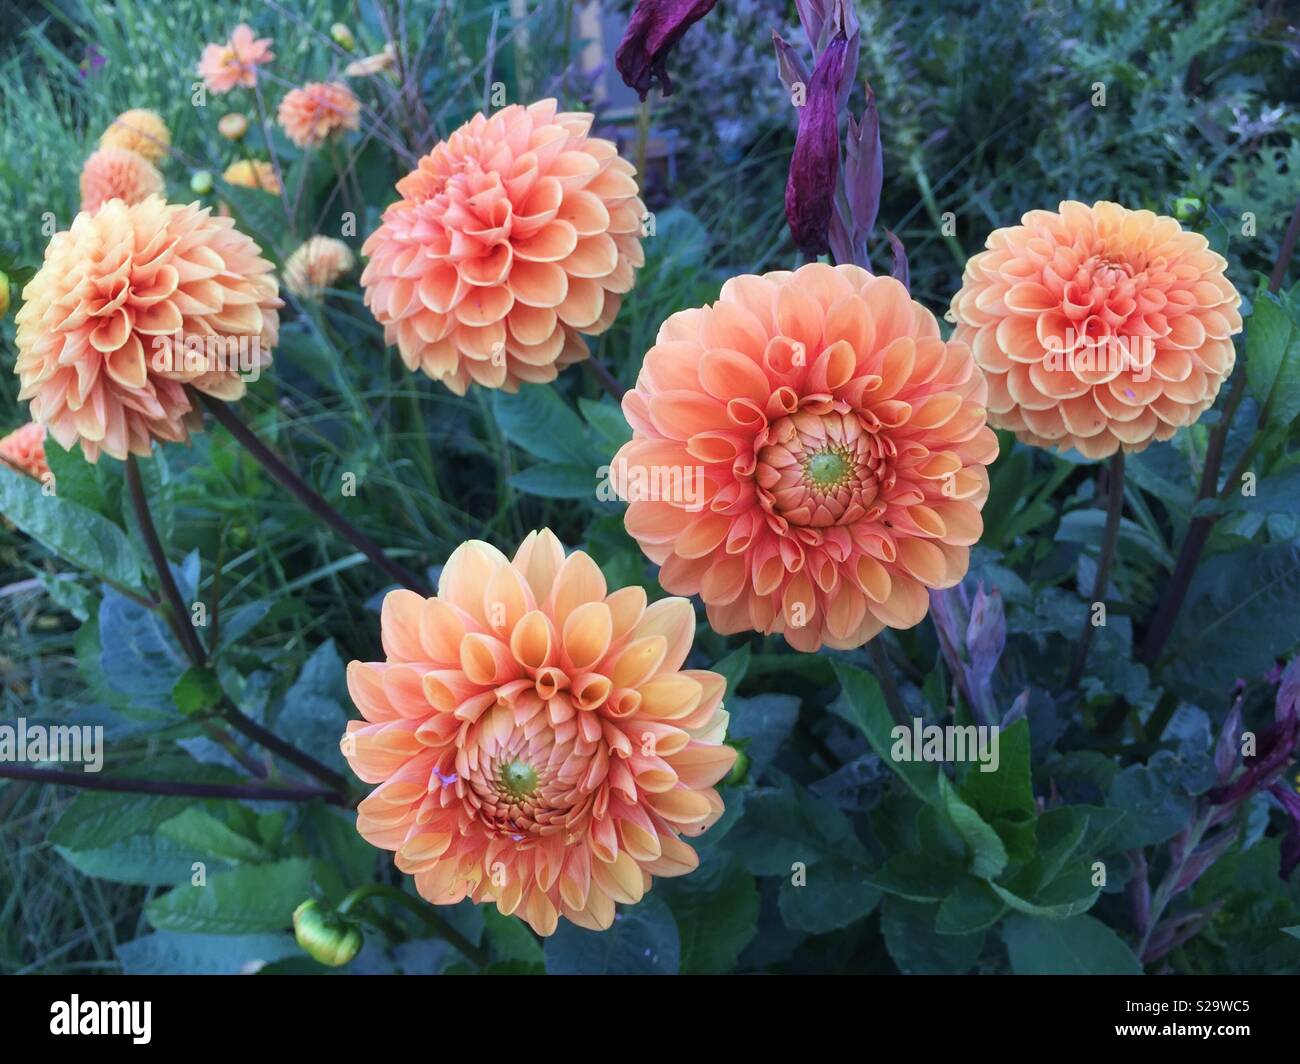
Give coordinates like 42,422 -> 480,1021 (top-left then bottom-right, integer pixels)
949,200 -> 1244,459
276,81 -> 361,149
14,196 -> 282,462
612,262 -> 999,652
0,422 -> 50,481
283,236 -> 356,299
361,100 -> 645,394
222,158 -> 281,194
79,147 -> 165,212
217,112 -> 249,141
341,529 -> 736,936
98,108 -> 170,164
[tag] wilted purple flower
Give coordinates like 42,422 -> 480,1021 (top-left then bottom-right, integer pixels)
886,228 -> 909,288
615,0 -> 719,99
828,93 -> 882,266
926,582 -> 1005,726
771,30 -> 810,95
1213,696 -> 1244,787
784,31 -> 848,255
966,586 -> 1004,684
1207,672 -> 1299,805
1267,782 -> 1300,879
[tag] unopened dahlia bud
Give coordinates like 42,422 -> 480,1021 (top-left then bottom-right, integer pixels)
218,113 -> 249,141
330,23 -> 356,51
725,744 -> 750,786
1173,196 -> 1202,222
293,900 -> 363,967
190,170 -> 214,195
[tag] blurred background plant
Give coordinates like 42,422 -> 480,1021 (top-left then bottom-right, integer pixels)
1,0 -> 1298,975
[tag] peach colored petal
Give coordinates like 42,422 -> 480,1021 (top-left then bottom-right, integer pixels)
340,528 -> 733,937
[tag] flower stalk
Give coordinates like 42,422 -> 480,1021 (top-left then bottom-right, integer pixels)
126,453 -> 352,797
1067,450 -> 1126,688
195,392 -> 433,598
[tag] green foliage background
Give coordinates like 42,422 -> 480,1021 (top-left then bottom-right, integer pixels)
0,0 -> 1299,974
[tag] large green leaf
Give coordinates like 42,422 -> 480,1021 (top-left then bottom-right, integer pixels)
960,718 -> 1036,862
145,858 -> 314,935
0,463 -> 146,595
661,863 -> 759,973
117,931 -> 300,975
492,384 -> 602,467
779,856 -> 881,933
1163,544 -> 1300,697
1245,290 -> 1300,425
543,894 -> 680,974
1002,913 -> 1142,974
831,661 -> 940,806
56,834 -> 221,887
50,791 -> 196,851
939,773 -> 1008,880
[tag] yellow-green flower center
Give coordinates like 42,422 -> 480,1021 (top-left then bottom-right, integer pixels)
805,448 -> 851,490
499,760 -> 538,799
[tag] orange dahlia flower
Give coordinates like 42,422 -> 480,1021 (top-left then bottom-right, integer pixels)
341,528 -> 736,936
198,23 -> 274,95
79,148 -> 165,212
360,99 -> 645,394
14,196 -> 281,462
283,236 -> 356,299
0,422 -> 50,481
277,82 -> 361,149
98,109 -> 170,164
949,200 -> 1243,459
222,158 -> 281,195
612,262 -> 998,652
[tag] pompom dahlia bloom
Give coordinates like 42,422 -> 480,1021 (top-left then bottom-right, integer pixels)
0,422 -> 50,481
949,200 -> 1243,459
14,196 -> 281,462
283,236 -> 356,299
198,24 -> 274,94
98,109 -> 170,164
612,262 -> 998,652
360,99 -> 645,394
277,82 -> 361,149
79,148 -> 165,212
341,529 -> 736,936
222,159 -> 281,194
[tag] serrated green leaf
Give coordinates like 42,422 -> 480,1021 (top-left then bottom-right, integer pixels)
146,858 -> 314,934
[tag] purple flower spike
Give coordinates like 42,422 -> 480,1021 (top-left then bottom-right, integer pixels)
886,229 -> 910,288
771,30 -> 810,96
1269,783 -> 1300,879
785,31 -> 849,255
615,0 -> 719,100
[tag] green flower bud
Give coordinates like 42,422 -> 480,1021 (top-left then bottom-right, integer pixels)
330,23 -> 356,51
0,272 -> 9,319
190,170 -> 214,196
293,899 -> 363,967
1173,196 -> 1202,222
724,744 -> 749,786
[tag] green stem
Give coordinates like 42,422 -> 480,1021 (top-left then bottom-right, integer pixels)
0,763 -> 346,806
1067,450 -> 1125,688
868,640 -> 909,726
339,884 -> 490,966
126,454 -> 353,797
1137,195 -> 1300,669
